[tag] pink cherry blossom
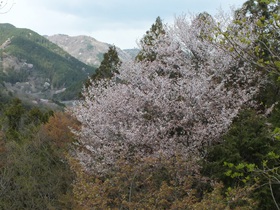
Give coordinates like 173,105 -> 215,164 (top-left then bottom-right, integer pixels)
70,13 -> 261,174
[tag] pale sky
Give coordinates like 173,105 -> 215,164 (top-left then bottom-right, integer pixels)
0,0 -> 246,49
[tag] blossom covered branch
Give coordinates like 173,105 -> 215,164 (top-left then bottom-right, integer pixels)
70,13 -> 261,174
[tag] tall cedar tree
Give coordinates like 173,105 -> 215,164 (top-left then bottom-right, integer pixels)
85,45 -> 121,88
136,16 -> 165,62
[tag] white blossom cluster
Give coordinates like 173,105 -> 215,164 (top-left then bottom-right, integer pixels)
70,14 -> 261,174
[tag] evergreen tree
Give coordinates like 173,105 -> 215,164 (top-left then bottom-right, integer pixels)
86,45 -> 121,88
3,98 -> 25,140
136,16 -> 166,62
202,108 -> 280,209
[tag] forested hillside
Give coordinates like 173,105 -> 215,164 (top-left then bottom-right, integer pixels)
0,23 -> 96,102
0,0 -> 279,209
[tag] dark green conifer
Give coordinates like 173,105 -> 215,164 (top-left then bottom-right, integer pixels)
85,45 -> 121,88
136,16 -> 166,62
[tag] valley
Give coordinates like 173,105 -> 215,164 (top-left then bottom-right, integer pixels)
0,23 -> 137,107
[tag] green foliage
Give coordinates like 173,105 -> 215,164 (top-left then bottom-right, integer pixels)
202,4 -> 280,203
203,109 -> 271,176
0,23 -> 96,100
54,80 -> 85,101
233,0 -> 280,74
7,36 -> 94,87
26,107 -> 54,125
202,109 -> 280,209
4,98 -> 24,131
222,151 -> 280,209
0,133 -> 74,209
1,98 -> 54,141
136,16 -> 166,62
93,45 -> 121,79
85,45 -> 121,88
0,101 -> 75,209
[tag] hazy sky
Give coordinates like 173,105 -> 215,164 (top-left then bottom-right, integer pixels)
0,0 -> 246,49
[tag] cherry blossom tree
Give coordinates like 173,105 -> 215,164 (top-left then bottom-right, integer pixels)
70,13 -> 261,174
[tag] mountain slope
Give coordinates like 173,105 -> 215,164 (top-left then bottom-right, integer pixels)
0,23 -> 96,101
46,34 -> 139,67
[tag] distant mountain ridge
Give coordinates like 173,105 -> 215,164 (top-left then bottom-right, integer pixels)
0,23 -> 140,106
0,23 -> 96,103
45,34 -> 139,67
